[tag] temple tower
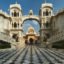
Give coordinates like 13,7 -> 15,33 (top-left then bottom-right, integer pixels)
39,1 -> 53,46
9,2 -> 23,42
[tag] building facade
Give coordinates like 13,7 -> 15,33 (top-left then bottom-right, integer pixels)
0,2 -> 54,47
48,9 -> 64,47
23,26 -> 40,44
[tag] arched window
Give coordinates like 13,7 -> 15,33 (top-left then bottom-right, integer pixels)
46,9 -> 49,16
14,22 -> 17,28
43,9 -> 49,16
14,11 -> 17,17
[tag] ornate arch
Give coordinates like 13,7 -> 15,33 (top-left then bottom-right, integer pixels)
21,15 -> 40,25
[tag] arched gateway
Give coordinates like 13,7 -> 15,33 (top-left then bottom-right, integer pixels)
0,2 -> 53,47
22,15 -> 40,24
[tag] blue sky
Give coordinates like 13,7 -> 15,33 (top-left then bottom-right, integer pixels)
0,0 -> 64,14
0,0 -> 64,33
22,20 -> 40,34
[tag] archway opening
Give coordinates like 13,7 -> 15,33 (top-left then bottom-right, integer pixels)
22,19 -> 40,34
22,19 -> 40,45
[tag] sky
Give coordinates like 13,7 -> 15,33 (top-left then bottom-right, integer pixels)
0,0 -> 64,14
0,0 -> 64,33
22,20 -> 40,34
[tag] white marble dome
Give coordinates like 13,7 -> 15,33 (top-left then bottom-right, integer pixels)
10,2 -> 21,10
41,3 -> 53,8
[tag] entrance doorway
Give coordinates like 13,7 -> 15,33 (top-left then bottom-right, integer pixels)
22,19 -> 40,45
29,38 -> 34,45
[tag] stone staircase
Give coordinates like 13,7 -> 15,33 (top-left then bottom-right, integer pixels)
0,45 -> 64,64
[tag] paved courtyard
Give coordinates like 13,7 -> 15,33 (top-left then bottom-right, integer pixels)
0,45 -> 64,64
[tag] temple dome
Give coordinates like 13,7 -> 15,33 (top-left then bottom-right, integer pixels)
29,9 -> 33,15
10,2 -> 21,10
28,26 -> 34,33
41,3 -> 53,9
26,26 -> 37,35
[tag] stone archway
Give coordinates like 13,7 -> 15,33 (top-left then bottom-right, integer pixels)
21,15 -> 41,35
22,15 -> 40,25
22,15 -> 41,45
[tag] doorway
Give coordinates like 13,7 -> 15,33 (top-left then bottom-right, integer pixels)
29,38 -> 34,45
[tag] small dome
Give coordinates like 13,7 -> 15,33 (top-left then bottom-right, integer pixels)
28,26 -> 34,32
41,3 -> 53,8
29,9 -> 33,15
10,2 -> 21,10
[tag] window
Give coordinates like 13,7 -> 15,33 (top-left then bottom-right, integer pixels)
14,11 -> 17,17
43,9 -> 49,16
46,10 -> 49,16
14,22 -> 17,28
13,10 -> 19,17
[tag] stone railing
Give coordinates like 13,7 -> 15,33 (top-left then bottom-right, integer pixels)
47,31 -> 64,44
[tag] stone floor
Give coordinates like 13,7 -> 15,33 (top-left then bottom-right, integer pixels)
0,45 -> 64,64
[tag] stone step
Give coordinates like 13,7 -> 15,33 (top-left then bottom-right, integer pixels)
0,46 -> 64,64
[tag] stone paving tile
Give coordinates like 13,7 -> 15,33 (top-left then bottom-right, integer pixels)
0,46 -> 64,64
